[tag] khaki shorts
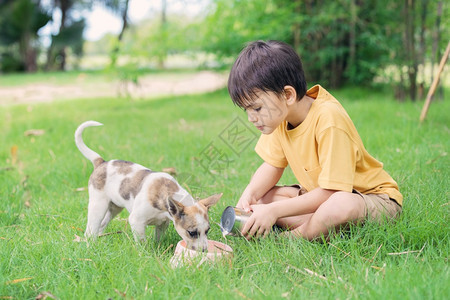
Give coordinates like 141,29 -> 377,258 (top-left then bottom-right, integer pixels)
288,185 -> 402,223
287,184 -> 308,196
352,190 -> 402,223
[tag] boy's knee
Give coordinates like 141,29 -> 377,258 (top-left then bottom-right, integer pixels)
258,186 -> 280,204
319,192 -> 365,224
258,186 -> 300,204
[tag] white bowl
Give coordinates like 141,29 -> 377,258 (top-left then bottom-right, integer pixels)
170,240 -> 233,268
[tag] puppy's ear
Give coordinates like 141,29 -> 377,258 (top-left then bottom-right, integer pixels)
167,197 -> 185,217
198,193 -> 222,210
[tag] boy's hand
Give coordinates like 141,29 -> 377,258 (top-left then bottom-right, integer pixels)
241,204 -> 278,239
236,193 -> 255,213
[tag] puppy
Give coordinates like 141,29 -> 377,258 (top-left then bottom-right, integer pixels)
75,121 -> 221,251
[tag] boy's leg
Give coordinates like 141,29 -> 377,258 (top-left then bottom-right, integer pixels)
288,191 -> 366,240
257,186 -> 313,230
259,187 -> 399,240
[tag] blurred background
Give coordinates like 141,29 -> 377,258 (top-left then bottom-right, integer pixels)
0,0 -> 448,102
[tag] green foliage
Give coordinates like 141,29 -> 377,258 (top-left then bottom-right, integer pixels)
296,0 -> 393,87
201,0 -> 449,90
51,19 -> 86,57
202,0 -> 293,58
0,78 -> 449,298
0,49 -> 24,72
45,0 -> 90,71
2,0 -> 449,99
106,13 -> 207,89
0,0 -> 50,45
0,0 -> 51,72
202,0 -> 392,86
84,34 -> 117,55
121,14 -> 203,66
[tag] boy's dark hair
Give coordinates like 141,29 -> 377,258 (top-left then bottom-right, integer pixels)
228,40 -> 307,108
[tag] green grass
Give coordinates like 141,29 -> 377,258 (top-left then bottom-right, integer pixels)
1,81 -> 449,299
0,68 -> 220,87
0,70 -> 108,87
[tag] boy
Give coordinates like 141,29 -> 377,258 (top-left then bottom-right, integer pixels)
227,40 -> 402,240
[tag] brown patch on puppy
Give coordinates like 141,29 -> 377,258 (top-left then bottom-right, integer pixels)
112,160 -> 134,175
119,169 -> 153,200
89,161 -> 107,189
190,205 -> 208,222
93,157 -> 105,168
148,177 -> 179,211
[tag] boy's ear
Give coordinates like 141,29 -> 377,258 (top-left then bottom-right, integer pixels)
198,193 -> 222,210
283,85 -> 297,105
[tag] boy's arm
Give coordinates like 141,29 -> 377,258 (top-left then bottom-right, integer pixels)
270,187 -> 336,217
237,162 -> 284,212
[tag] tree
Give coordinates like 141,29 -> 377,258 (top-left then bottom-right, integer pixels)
203,0 -> 396,87
390,0 -> 449,101
45,0 -> 88,71
95,0 -> 130,67
403,0 -> 418,101
0,0 -> 51,72
431,1 -> 445,101
202,0 -> 449,99
202,0 -> 292,59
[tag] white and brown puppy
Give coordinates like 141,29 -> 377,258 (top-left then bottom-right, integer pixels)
75,121 -> 221,251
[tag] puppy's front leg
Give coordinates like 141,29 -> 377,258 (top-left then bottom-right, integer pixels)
155,221 -> 169,242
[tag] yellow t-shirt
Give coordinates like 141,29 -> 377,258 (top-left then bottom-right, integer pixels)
255,85 -> 403,205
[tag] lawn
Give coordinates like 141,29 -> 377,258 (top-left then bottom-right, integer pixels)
0,79 -> 449,299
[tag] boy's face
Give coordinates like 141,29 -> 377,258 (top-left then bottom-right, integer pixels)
243,91 -> 287,135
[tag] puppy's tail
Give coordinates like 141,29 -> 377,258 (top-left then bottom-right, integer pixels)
75,121 -> 104,167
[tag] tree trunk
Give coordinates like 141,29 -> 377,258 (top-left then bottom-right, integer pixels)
25,47 -> 37,72
22,32 -> 37,72
292,0 -> 301,51
404,0 -> 418,101
110,0 -> 130,67
418,0 -> 428,99
46,0 -> 70,71
348,0 -> 356,76
431,1 -> 443,101
157,0 -> 167,69
58,0 -> 69,70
